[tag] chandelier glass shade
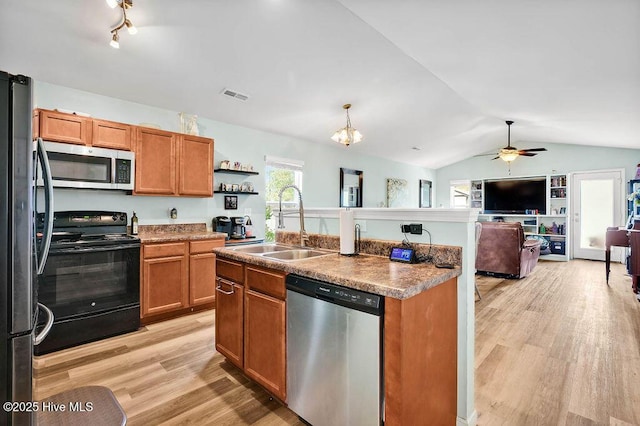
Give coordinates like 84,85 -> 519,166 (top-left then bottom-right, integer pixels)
331,104 -> 363,146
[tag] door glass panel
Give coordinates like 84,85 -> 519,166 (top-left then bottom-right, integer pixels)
579,179 -> 613,250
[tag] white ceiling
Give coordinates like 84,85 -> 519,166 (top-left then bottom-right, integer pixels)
1,0 -> 638,169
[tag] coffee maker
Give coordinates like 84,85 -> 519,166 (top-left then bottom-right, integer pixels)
230,217 -> 246,239
213,216 -> 232,240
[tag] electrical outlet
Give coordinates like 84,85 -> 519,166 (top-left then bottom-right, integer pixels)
244,208 -> 252,216
409,223 -> 423,234
355,220 -> 367,232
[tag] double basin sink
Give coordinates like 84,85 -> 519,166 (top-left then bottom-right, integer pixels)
230,243 -> 335,262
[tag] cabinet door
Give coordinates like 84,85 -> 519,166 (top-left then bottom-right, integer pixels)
179,135 -> 213,196
39,109 -> 91,145
92,119 -> 132,150
134,127 -> 177,195
189,252 -> 216,305
215,278 -> 244,368
142,255 -> 188,317
244,289 -> 286,401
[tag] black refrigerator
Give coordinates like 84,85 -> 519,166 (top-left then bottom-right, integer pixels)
1,70 -> 54,425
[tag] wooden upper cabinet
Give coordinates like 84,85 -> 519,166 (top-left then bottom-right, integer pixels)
179,135 -> 213,196
92,119 -> 132,150
38,109 -> 91,145
134,127 -> 177,195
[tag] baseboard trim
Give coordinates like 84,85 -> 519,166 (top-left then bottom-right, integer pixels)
457,411 -> 478,426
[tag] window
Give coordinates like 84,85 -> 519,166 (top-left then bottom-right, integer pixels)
450,180 -> 471,208
265,156 -> 304,241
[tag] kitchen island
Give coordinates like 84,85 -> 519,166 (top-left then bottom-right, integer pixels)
213,238 -> 460,425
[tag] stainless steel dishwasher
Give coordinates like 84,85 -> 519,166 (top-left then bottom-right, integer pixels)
286,274 -> 384,426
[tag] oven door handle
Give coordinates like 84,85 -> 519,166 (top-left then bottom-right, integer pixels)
34,303 -> 54,346
36,137 -> 54,275
50,244 -> 140,254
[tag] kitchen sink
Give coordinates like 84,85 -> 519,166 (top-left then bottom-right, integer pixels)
261,249 -> 334,261
229,243 -> 335,261
230,243 -> 296,253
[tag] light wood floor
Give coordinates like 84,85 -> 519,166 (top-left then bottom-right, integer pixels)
34,259 -> 640,425
475,259 -> 640,425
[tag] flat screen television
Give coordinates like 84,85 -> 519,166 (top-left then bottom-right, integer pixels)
483,177 -> 546,214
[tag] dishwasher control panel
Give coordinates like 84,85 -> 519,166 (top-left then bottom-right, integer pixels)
316,284 -> 381,309
286,274 -> 384,316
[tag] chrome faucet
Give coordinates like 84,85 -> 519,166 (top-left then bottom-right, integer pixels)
277,184 -> 309,247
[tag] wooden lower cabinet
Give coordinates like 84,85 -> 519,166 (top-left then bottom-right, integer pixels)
244,289 -> 286,401
142,253 -> 188,317
142,239 -> 224,323
215,258 -> 287,401
215,277 -> 244,368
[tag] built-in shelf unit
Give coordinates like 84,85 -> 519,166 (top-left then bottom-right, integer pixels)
474,174 -> 569,261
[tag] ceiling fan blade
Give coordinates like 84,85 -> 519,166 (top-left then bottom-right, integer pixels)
519,148 -> 547,152
519,152 -> 537,157
473,153 -> 499,157
491,156 -> 500,160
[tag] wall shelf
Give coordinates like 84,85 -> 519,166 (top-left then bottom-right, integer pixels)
214,191 -> 259,195
214,169 -> 259,176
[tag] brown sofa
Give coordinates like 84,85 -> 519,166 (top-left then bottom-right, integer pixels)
475,221 -> 542,278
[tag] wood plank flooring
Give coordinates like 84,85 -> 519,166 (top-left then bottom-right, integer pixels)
34,259 -> 640,425
475,259 -> 640,425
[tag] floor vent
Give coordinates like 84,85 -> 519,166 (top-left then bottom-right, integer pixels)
221,88 -> 250,101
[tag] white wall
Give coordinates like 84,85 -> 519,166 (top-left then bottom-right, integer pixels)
435,141 -> 640,208
34,81 -> 435,235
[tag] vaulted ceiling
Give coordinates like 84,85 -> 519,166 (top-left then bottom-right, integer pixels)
1,0 -> 638,168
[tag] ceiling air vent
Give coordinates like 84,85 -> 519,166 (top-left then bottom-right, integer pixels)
221,88 -> 250,102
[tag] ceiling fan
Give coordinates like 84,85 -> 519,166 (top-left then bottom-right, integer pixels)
481,120 -> 547,162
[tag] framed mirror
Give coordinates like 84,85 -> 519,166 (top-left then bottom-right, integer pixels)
419,179 -> 432,208
340,168 -> 363,207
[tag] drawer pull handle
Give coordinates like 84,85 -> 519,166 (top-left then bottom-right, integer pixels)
216,278 -> 235,295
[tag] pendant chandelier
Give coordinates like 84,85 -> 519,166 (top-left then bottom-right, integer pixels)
331,104 -> 363,146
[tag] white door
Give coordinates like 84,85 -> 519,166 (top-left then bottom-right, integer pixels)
571,170 -> 624,260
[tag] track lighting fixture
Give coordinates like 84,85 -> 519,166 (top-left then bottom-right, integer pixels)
108,0 -> 137,48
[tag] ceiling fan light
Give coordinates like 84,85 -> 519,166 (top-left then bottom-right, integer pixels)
499,150 -> 518,162
106,0 -> 119,8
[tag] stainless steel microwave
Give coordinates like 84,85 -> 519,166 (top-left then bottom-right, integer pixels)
38,141 -> 135,190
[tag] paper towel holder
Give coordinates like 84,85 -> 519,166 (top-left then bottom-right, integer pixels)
340,223 -> 361,257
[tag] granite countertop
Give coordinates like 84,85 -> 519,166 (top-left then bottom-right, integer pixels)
139,231 -> 227,243
213,246 -> 461,300
136,223 -> 226,243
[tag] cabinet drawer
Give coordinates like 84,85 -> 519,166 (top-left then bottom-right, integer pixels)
144,242 -> 187,259
216,258 -> 244,283
246,265 -> 286,299
190,239 -> 225,254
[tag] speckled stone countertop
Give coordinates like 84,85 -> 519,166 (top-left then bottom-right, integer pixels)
137,223 -> 227,244
214,233 -> 461,300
